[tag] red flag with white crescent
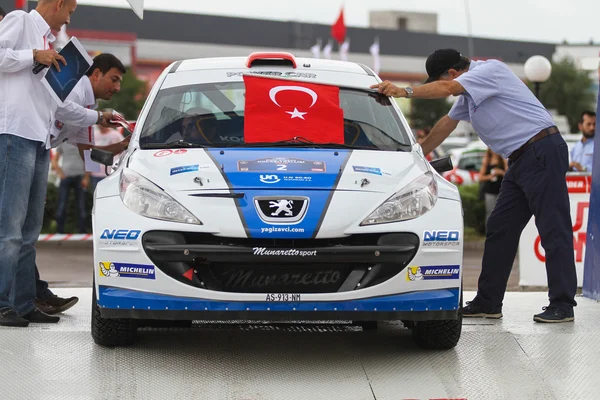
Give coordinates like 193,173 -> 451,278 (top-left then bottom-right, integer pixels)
243,75 -> 345,144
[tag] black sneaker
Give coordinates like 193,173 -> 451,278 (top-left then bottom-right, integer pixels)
0,307 -> 29,327
463,300 -> 503,319
533,305 -> 574,323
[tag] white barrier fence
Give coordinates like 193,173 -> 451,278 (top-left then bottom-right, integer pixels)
519,173 -> 591,287
38,234 -> 93,241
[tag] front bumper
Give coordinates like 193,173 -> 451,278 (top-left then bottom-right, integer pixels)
142,231 -> 421,294
98,286 -> 461,321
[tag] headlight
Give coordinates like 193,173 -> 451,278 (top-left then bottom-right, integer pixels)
361,172 -> 438,226
119,169 -> 202,225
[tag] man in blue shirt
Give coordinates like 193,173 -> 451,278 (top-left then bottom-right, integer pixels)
570,111 -> 595,172
372,48 -> 577,323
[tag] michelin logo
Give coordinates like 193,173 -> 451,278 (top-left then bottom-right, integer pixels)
99,262 -> 156,280
407,265 -> 460,281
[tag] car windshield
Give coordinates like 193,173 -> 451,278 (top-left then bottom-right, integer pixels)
138,82 -> 412,151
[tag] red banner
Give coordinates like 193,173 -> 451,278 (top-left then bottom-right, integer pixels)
566,175 -> 592,193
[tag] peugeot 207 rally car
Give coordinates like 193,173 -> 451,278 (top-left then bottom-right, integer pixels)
90,52 -> 464,349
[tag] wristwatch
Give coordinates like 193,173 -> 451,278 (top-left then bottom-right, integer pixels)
96,111 -> 103,124
404,87 -> 414,98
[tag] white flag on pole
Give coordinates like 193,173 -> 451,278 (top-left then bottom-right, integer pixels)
370,37 -> 381,74
126,0 -> 144,20
310,39 -> 322,59
339,38 -> 350,61
323,40 -> 333,60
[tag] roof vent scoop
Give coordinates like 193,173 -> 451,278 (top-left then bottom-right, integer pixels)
246,52 -> 297,68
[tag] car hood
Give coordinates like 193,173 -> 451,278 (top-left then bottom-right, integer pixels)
123,147 -> 442,239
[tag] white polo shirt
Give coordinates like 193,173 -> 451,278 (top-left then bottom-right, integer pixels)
51,75 -> 98,148
0,10 -> 98,148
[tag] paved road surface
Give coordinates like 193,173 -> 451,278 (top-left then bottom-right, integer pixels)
35,242 -> 522,291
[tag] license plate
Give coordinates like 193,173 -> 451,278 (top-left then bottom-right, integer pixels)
265,293 -> 301,302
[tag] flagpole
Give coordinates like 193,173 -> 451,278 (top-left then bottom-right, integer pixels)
464,0 -> 474,57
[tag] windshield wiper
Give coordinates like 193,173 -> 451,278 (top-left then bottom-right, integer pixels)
142,140 -> 209,149
226,137 -> 376,150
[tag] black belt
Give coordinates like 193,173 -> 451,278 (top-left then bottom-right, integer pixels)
508,126 -> 559,162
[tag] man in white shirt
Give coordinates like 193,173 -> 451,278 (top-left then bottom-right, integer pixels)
0,1 -> 114,327
34,53 -> 131,316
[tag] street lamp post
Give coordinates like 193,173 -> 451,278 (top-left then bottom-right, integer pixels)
524,55 -> 552,99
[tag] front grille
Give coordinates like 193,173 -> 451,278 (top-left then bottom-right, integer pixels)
172,232 -> 386,248
142,231 -> 419,294
210,263 -> 355,293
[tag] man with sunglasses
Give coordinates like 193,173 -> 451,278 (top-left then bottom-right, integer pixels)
371,48 -> 577,323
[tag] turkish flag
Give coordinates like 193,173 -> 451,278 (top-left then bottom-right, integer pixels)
331,8 -> 346,44
15,0 -> 26,9
243,75 -> 344,144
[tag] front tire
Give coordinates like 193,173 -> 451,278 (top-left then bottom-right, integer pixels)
91,285 -> 137,347
411,289 -> 463,350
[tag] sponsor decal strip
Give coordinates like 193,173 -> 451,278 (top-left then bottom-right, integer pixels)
407,265 -> 460,281
99,262 -> 156,280
170,164 -> 199,176
252,247 -> 317,257
422,230 -> 461,247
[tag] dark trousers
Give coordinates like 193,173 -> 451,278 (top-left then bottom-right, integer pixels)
55,175 -> 87,234
35,264 -> 53,300
476,133 -> 578,311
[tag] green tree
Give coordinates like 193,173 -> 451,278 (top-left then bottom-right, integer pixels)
409,97 -> 452,129
528,57 -> 596,133
99,68 -> 148,120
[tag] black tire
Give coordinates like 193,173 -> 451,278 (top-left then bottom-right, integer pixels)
411,290 -> 463,350
91,285 -> 137,347
352,321 -> 378,331
138,319 -> 193,328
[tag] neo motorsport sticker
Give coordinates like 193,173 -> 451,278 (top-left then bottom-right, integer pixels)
406,265 -> 460,281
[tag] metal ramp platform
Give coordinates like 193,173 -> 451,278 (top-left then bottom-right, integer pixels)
1,289 -> 599,400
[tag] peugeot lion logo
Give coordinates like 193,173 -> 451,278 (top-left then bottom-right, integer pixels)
254,196 -> 309,224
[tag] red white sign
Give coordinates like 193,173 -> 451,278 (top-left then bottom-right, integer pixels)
566,175 -> 592,194
153,149 -> 187,157
519,174 -> 591,287
243,75 -> 344,144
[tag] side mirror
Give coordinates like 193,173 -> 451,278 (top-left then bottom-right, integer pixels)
91,148 -> 114,166
91,148 -> 115,176
430,157 -> 453,173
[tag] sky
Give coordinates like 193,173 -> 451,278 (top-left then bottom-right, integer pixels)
74,0 -> 600,44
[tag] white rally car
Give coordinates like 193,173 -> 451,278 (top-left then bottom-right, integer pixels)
91,52 -> 464,349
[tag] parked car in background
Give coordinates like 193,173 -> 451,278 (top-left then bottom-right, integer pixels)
442,141 -> 488,186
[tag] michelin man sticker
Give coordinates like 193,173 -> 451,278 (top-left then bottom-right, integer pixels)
407,265 -> 460,281
99,262 -> 120,277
